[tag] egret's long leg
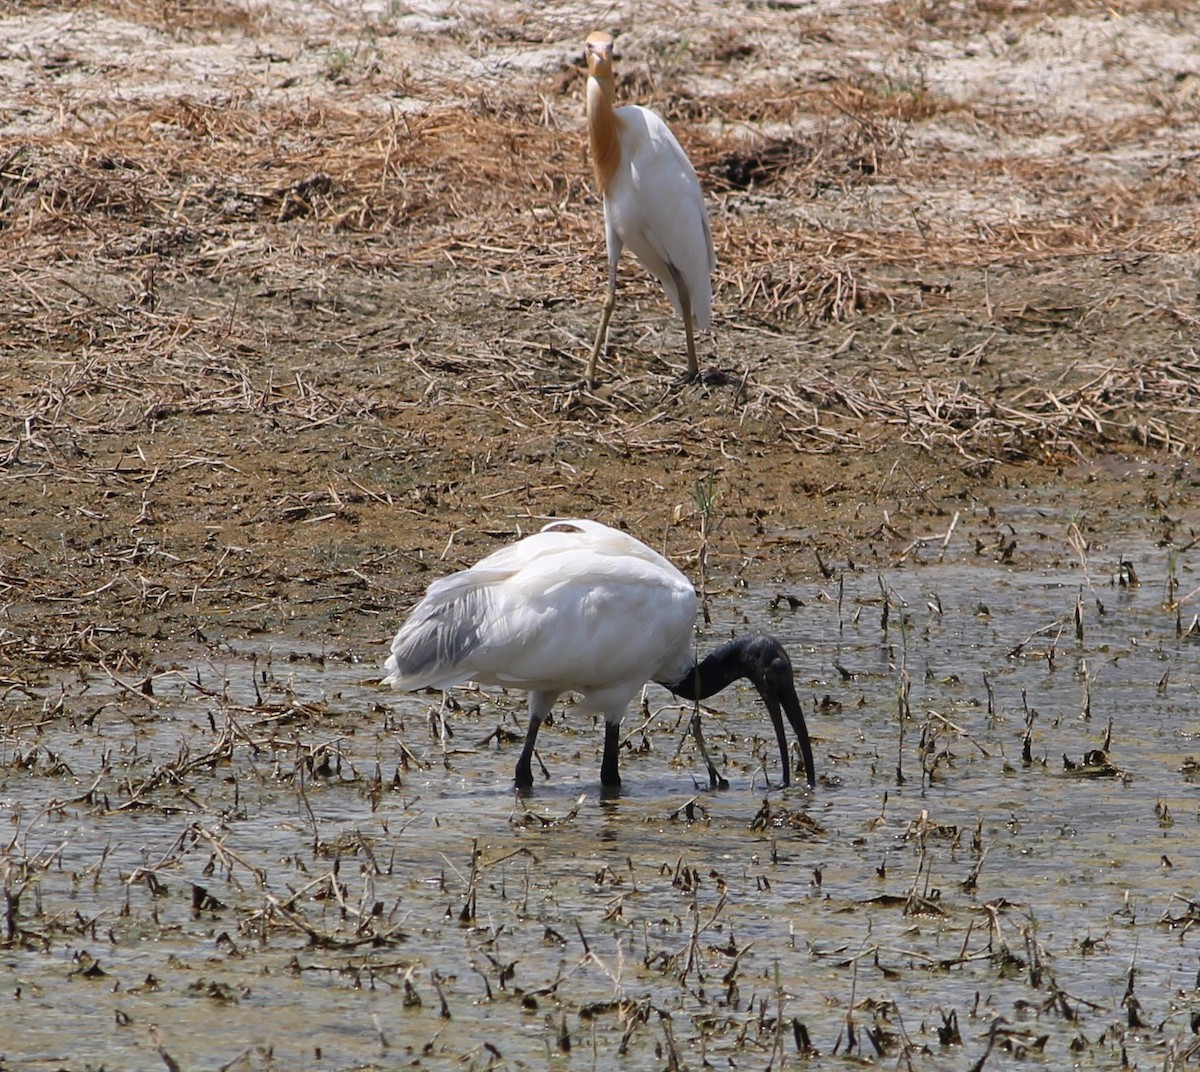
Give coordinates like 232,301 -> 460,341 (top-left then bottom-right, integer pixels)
586,261 -> 619,386
668,263 -> 699,380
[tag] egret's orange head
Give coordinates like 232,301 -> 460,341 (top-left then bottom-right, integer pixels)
585,31 -> 615,77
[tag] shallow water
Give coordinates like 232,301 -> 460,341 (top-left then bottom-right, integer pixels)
3,489 -> 1200,1070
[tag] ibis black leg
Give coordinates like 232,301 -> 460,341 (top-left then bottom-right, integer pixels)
515,691 -> 556,792
600,720 -> 622,788
515,716 -> 540,792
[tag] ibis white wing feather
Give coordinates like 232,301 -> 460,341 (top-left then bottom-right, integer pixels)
383,521 -> 697,710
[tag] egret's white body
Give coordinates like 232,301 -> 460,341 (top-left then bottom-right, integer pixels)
584,31 -> 715,384
383,520 -> 816,793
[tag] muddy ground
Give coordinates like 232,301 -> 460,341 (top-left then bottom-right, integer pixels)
3,3 -> 1200,1069
2,0 -> 1199,687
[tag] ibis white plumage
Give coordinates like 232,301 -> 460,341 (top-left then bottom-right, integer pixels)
583,30 -> 715,385
382,519 -> 815,792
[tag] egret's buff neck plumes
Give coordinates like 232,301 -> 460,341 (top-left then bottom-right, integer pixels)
585,31 -> 622,197
579,29 -> 715,385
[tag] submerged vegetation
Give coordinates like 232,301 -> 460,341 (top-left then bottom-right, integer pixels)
5,515 -> 1200,1069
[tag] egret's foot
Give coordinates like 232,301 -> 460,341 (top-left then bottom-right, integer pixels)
698,365 -> 741,387
666,364 -> 740,388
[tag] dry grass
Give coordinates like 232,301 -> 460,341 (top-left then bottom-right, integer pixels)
3,69 -> 1198,474
754,354 -> 1200,465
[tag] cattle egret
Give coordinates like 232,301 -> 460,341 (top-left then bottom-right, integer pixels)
383,519 -> 815,792
583,30 -> 715,385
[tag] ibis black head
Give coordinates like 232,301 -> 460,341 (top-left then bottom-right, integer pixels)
665,633 -> 815,788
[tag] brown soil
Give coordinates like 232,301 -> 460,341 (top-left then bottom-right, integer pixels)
2,0 -> 1198,682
